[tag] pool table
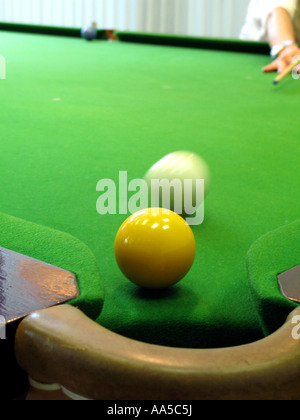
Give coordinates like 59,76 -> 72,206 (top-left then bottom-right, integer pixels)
0,24 -> 300,401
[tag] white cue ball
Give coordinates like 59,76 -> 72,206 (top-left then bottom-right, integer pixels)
144,151 -> 211,217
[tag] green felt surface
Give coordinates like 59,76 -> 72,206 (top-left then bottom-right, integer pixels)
0,30 -> 299,348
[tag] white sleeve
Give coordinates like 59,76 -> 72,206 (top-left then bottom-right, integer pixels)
240,0 -> 298,41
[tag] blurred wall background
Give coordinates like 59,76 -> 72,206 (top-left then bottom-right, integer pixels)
0,0 -> 250,39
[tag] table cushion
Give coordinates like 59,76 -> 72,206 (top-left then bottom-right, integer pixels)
0,212 -> 104,320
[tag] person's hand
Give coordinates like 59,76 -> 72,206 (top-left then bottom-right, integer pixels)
263,44 -> 300,74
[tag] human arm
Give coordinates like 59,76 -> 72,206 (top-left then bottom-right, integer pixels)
263,7 -> 300,73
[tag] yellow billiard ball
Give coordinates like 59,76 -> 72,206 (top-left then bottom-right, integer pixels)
114,208 -> 196,289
